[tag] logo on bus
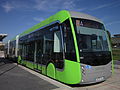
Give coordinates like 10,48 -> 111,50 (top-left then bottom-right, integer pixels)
85,65 -> 92,69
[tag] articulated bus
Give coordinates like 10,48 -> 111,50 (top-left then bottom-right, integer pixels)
5,10 -> 113,84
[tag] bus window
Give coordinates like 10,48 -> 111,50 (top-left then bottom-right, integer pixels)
43,33 -> 54,65
73,18 -> 105,30
36,40 -> 43,64
27,42 -> 35,61
62,19 -> 77,62
42,24 -> 64,69
54,30 -> 63,69
19,36 -> 35,62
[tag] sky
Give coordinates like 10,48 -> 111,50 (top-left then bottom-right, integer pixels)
0,0 -> 120,42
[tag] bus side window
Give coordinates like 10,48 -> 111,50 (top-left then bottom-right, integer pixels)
43,32 -> 54,65
54,29 -> 64,69
42,23 -> 64,69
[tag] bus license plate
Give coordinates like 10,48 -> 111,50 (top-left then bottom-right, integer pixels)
96,77 -> 104,82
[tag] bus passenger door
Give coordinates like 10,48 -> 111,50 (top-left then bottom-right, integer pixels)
34,40 -> 43,72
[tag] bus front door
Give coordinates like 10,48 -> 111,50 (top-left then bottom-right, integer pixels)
34,41 -> 43,72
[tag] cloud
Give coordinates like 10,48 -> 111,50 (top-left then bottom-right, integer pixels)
34,0 -> 48,11
75,8 -> 87,12
106,21 -> 120,26
34,0 -> 62,11
33,0 -> 62,11
91,4 -> 111,11
33,0 -> 85,12
1,0 -> 86,13
90,1 -> 120,11
100,16 -> 115,22
1,2 -> 14,13
1,0 -> 32,13
63,0 -> 75,10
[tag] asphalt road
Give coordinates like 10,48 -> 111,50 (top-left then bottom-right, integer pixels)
0,59 -> 120,90
0,59 -> 58,90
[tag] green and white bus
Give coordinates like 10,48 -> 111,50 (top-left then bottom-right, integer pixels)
6,10 -> 113,84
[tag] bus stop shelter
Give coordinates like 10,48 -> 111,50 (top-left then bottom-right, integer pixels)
0,34 -> 7,48
0,34 -> 7,58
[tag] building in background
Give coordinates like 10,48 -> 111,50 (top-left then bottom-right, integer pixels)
112,34 -> 120,48
0,34 -> 7,58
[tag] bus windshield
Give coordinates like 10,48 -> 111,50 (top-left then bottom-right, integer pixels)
76,26 -> 109,52
72,18 -> 111,66
72,18 -> 109,52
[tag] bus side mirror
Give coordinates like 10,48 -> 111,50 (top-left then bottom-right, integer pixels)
106,30 -> 111,40
106,30 -> 112,47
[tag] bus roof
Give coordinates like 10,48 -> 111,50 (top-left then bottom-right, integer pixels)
11,10 -> 103,40
69,11 -> 103,24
